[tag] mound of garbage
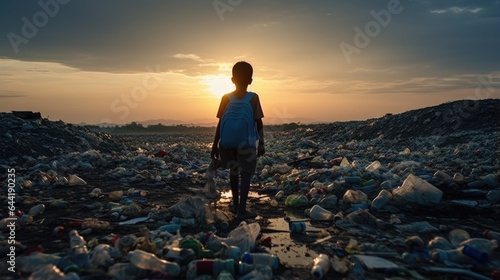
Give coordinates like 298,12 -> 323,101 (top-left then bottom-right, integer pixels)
311,98 -> 499,141
0,112 -> 126,165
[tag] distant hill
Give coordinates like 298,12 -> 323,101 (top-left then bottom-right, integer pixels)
311,98 -> 500,141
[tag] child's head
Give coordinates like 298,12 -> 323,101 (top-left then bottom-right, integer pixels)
232,61 -> 253,86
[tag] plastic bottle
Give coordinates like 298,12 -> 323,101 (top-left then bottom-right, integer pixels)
69,230 -> 86,248
69,230 -> 89,268
28,204 -> 46,217
448,228 -> 471,247
275,190 -> 284,199
365,160 -> 381,172
484,230 -> 500,242
107,262 -> 140,280
171,217 -> 196,227
186,259 -> 235,280
284,194 -> 310,207
462,245 -> 489,263
219,244 -> 242,261
371,189 -> 392,210
115,234 -> 137,256
241,252 -> 280,270
430,245 -> 490,264
289,221 -> 307,233
180,237 -> 214,259
217,269 -> 235,280
459,238 -> 498,254
311,254 -> 330,279
90,244 -> 114,267
204,232 -> 227,252
158,223 -> 182,234
239,264 -> 273,280
427,236 -> 455,251
269,199 -> 279,207
344,176 -> 361,184
128,249 -> 180,277
305,205 -> 334,221
163,247 -> 196,265
17,252 -> 61,273
17,253 -> 78,274
28,264 -> 64,280
405,236 -> 425,251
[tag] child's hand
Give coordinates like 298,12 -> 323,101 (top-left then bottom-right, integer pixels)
211,144 -> 219,159
258,144 -> 265,157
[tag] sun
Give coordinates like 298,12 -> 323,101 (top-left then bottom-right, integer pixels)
201,75 -> 234,98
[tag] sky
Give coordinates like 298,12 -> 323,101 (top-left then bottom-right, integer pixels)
0,0 -> 499,125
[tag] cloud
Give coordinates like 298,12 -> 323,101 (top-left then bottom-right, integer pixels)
430,7 -> 484,14
171,54 -> 208,62
0,91 -> 25,98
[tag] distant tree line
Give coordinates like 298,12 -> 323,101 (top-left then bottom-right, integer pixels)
85,121 -> 312,134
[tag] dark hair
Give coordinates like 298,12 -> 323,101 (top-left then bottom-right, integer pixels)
232,61 -> 253,84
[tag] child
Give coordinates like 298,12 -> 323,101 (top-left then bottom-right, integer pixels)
211,61 -> 265,219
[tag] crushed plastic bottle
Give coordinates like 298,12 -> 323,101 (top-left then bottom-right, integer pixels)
342,189 -> 367,204
311,254 -> 330,279
365,160 -> 381,172
128,249 -> 180,277
392,174 -> 443,206
68,174 -> 87,186
241,252 -> 280,270
305,205 -> 335,221
371,189 -> 392,210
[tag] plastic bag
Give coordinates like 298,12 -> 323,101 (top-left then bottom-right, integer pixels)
204,159 -> 220,200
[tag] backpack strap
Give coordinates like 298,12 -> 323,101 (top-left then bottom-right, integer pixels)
242,92 -> 255,103
228,92 -> 255,103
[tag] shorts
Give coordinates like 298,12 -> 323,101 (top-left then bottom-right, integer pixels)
219,146 -> 257,175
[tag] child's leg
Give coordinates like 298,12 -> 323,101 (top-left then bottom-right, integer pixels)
237,171 -> 252,214
227,158 -> 240,213
229,173 -> 239,213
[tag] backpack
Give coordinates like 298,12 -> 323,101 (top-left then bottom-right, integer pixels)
220,92 -> 259,149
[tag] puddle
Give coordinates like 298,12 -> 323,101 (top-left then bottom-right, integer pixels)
217,191 -> 320,268
263,214 -> 321,268
218,190 -> 266,204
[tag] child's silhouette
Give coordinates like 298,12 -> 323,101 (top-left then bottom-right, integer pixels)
211,61 -> 265,219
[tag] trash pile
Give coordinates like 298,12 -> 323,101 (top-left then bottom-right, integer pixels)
0,99 -> 499,279
0,112 -> 126,163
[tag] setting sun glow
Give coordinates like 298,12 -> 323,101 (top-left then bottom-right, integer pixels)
201,75 -> 235,98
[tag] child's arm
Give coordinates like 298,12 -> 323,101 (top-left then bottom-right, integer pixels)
256,118 -> 265,156
211,119 -> 221,159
